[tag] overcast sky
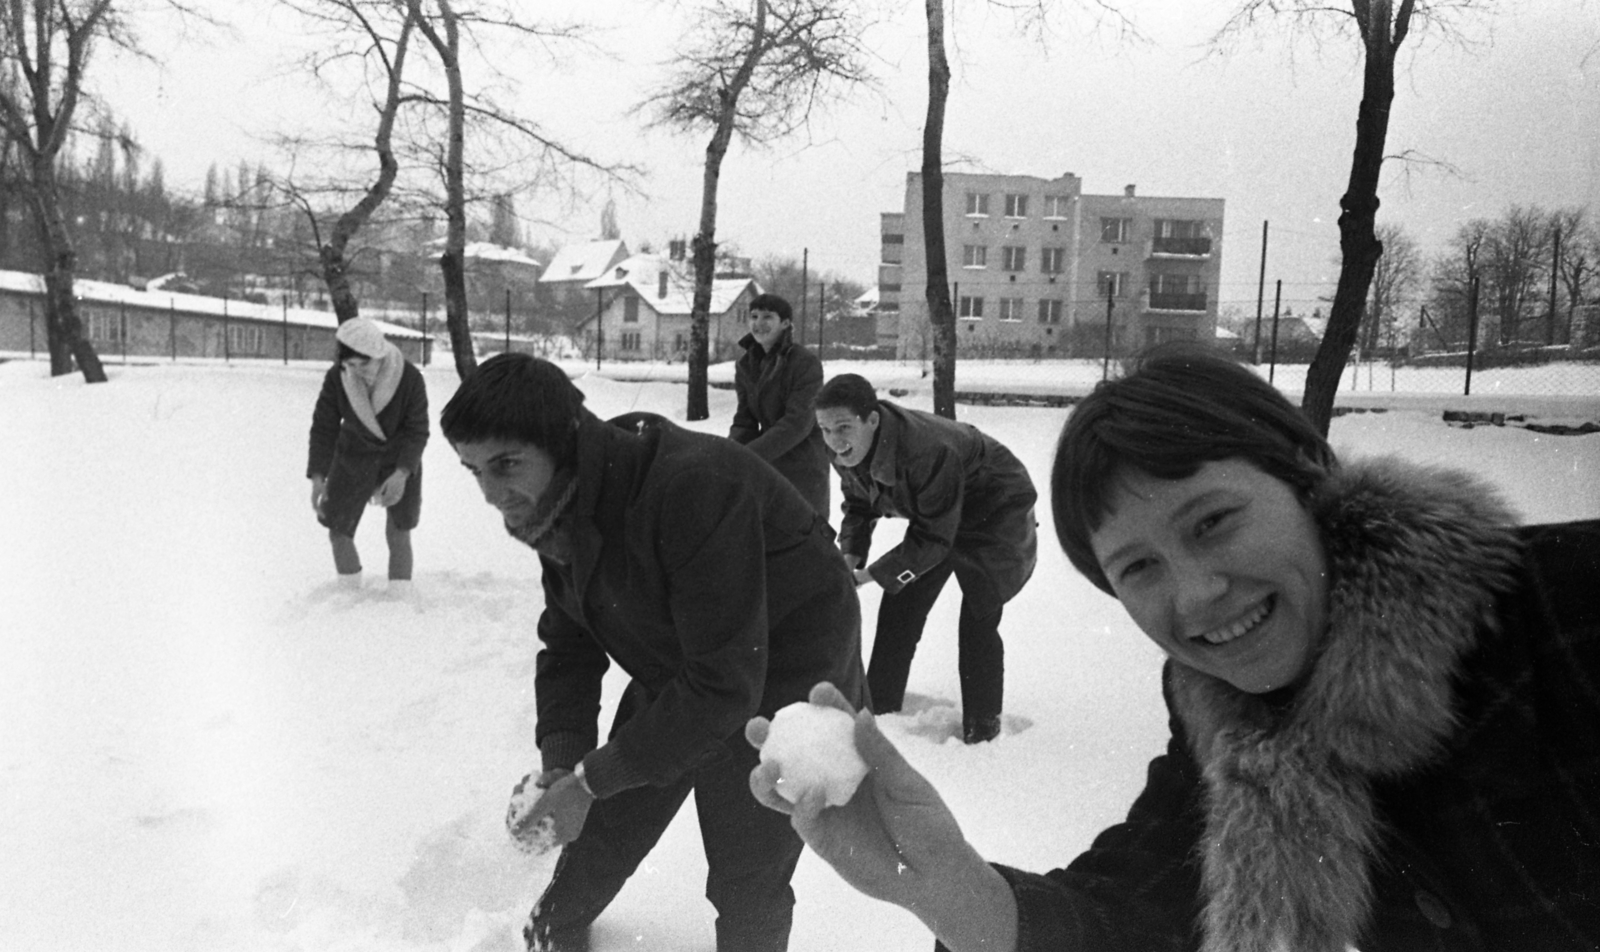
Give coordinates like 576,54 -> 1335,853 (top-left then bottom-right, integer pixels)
103,0 -> 1599,315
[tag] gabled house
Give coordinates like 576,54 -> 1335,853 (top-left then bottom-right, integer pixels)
537,239 -> 630,306
578,253 -> 758,362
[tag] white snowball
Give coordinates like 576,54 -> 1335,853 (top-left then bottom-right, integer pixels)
760,702 -> 868,807
506,793 -> 559,856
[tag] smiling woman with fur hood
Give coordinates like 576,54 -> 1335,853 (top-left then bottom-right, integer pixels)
746,343 -> 1600,952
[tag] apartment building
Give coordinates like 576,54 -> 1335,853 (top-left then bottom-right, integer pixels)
878,171 -> 1224,358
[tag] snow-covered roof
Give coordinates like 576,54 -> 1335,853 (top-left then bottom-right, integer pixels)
462,242 -> 543,269
539,239 -> 629,286
856,287 -> 880,306
0,269 -> 427,339
585,254 -> 754,316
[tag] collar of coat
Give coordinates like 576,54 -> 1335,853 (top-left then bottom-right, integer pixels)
738,325 -> 795,361
850,400 -> 903,487
1169,456 -> 1525,952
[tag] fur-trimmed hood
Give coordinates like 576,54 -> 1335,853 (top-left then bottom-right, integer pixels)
1169,456 -> 1525,952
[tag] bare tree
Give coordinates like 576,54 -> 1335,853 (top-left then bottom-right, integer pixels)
1359,221 -> 1421,355
640,0 -> 873,420
271,0 -> 418,327
921,0 -> 957,417
410,0 -> 638,380
0,0 -> 122,380
1553,206 -> 1596,341
1215,0 -> 1494,435
1481,203 -> 1550,347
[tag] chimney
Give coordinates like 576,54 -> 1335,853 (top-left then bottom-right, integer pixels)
1124,184 -> 1137,198
658,271 -> 669,299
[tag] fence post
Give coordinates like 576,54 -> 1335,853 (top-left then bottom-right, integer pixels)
1268,280 -> 1282,384
595,287 -> 603,370
170,299 -> 177,361
120,300 -> 128,364
1465,275 -> 1481,396
1102,282 -> 1115,381
29,302 -> 35,357
283,300 -> 289,364
421,291 -> 429,367
505,288 -> 511,353
223,293 -> 231,363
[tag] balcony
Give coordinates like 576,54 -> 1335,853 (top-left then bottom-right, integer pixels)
1147,291 -> 1208,312
1149,236 -> 1212,258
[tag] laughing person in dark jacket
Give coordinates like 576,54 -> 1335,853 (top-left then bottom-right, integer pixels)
441,354 -> 867,952
749,344 -> 1600,952
729,292 -> 832,517
815,373 -> 1038,744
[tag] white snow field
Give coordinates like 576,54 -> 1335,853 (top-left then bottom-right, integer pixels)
3,356 -> 1597,952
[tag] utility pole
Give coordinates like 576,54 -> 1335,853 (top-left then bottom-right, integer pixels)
1268,279 -> 1283,384
1253,220 -> 1269,364
1102,281 -> 1115,381
800,248 -> 809,345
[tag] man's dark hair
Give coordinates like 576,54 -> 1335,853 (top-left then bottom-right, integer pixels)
748,293 -> 793,325
336,342 -> 363,364
1052,342 -> 1337,595
440,353 -> 586,468
815,373 -> 880,420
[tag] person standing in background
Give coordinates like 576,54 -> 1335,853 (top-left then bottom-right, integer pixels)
729,293 -> 831,518
306,317 -> 429,592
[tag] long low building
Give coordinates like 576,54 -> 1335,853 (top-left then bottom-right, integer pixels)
0,270 -> 431,365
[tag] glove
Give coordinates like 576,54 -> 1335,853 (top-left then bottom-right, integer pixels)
372,469 -> 408,507
506,768 -> 593,855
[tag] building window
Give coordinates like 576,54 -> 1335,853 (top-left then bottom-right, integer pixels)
1151,219 -> 1211,255
1001,246 -> 1027,272
1040,247 -> 1066,275
1096,271 -> 1130,299
1037,299 -> 1063,325
1148,273 -> 1208,311
1043,194 -> 1072,218
998,297 -> 1024,322
86,312 -> 125,343
965,192 -> 990,216
958,296 -> 985,319
882,233 -> 905,245
1145,325 -> 1198,347
879,283 -> 902,292
962,245 -> 988,268
228,324 -> 265,354
674,333 -> 687,352
1004,193 -> 1029,217
1100,217 -> 1132,243
623,295 -> 640,323
620,331 -> 642,351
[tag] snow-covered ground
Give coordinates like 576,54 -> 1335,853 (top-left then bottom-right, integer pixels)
3,356 -> 1597,952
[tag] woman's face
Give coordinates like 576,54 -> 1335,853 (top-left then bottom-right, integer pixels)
343,355 -> 379,384
1089,458 -> 1329,694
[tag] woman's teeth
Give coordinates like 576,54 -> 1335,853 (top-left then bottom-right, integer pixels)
1195,598 -> 1272,646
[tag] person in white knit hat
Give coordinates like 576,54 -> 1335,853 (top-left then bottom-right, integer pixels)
306,317 -> 430,590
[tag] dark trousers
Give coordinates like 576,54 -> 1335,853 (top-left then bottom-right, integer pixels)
525,734 -> 804,952
866,553 -> 1005,721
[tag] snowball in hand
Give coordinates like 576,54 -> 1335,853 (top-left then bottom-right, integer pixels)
760,701 -> 868,807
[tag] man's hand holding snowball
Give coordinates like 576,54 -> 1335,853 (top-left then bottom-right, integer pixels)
505,764 -> 595,855
745,682 -> 1019,952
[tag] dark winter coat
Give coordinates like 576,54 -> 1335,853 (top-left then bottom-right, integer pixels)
729,327 -> 831,517
834,401 -> 1037,600
305,361 -> 429,479
991,458 -> 1600,952
530,411 -> 867,801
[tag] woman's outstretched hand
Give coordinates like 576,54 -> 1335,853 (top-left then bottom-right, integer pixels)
746,682 -> 1018,952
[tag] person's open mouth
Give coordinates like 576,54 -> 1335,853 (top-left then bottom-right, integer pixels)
1190,595 -> 1274,646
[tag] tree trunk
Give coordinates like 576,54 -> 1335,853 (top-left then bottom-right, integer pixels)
32,159 -> 106,382
1301,0 -> 1406,436
923,0 -> 956,419
421,0 -> 476,381
319,14 -> 412,327
686,0 -> 767,421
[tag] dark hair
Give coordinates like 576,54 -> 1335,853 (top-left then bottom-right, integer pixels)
749,293 -> 793,325
337,342 -> 364,364
440,353 -> 585,468
816,373 -> 880,420
1052,342 -> 1337,595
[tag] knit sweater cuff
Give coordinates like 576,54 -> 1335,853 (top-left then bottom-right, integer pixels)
580,744 -> 653,800
539,731 -> 593,775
